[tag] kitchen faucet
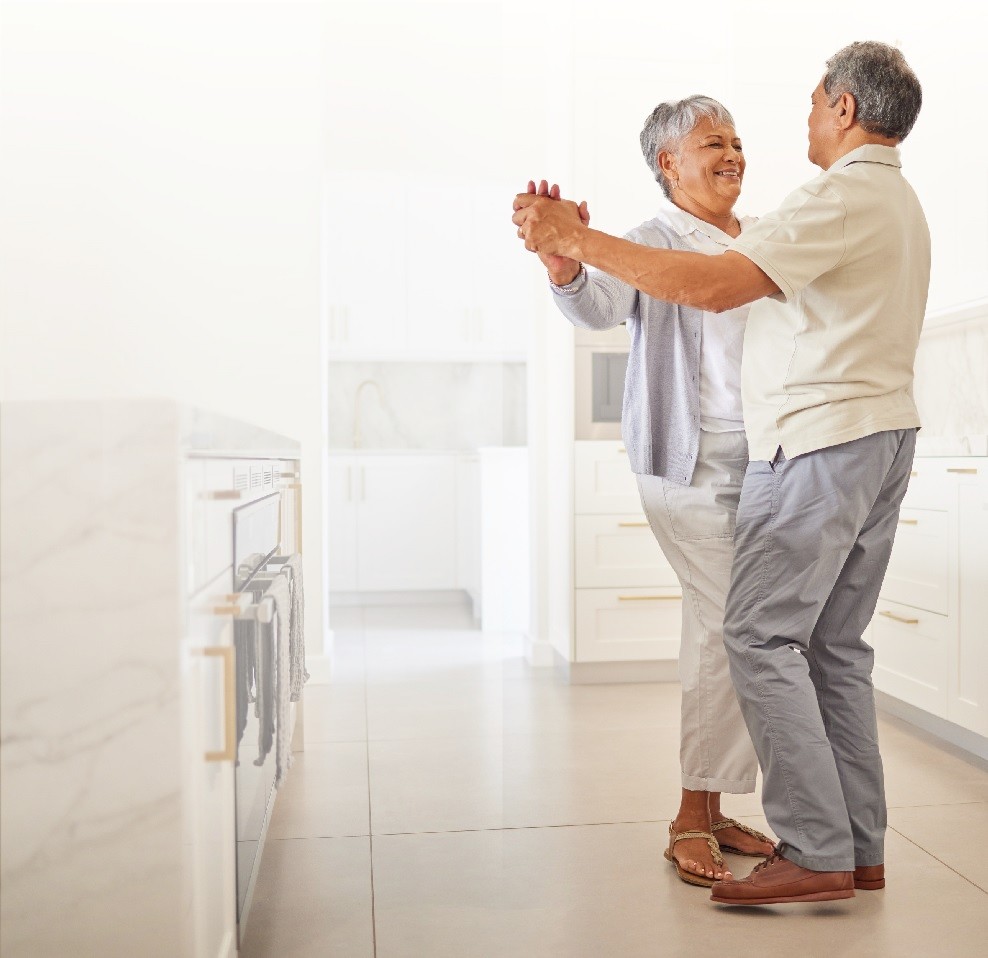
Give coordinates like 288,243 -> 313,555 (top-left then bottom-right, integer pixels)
353,379 -> 382,449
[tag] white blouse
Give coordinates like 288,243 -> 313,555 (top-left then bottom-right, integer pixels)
657,197 -> 756,433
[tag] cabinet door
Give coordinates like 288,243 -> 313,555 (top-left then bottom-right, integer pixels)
880,507 -> 950,614
405,176 -> 475,353
356,456 -> 457,591
456,455 -> 481,613
471,181 -> 532,357
185,589 -> 238,958
328,458 -> 359,592
325,171 -> 407,352
871,599 -> 951,718
574,441 -> 642,514
575,514 -> 677,588
954,479 -> 988,735
575,587 -> 682,662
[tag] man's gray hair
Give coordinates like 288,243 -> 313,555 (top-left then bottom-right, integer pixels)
640,95 -> 736,199
823,41 -> 922,141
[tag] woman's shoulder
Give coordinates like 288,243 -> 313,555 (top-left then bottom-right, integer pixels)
622,214 -> 680,248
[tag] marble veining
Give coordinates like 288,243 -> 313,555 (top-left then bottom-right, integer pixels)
1,399 -> 298,957
329,362 -> 527,450
914,317 -> 988,450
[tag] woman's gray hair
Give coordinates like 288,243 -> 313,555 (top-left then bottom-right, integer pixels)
640,95 -> 736,199
823,41 -> 922,141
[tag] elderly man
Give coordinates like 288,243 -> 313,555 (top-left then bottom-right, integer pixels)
514,40 -> 928,906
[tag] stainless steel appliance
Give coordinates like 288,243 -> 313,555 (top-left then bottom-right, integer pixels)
574,323 -> 630,440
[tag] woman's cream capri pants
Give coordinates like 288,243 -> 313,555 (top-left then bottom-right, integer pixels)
636,429 -> 758,794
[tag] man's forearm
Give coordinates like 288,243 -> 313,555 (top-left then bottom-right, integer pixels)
573,229 -> 766,313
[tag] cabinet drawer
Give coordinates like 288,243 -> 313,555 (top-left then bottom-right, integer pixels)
574,442 -> 641,514
575,587 -> 681,662
870,599 -> 950,718
575,515 -> 677,588
881,508 -> 949,614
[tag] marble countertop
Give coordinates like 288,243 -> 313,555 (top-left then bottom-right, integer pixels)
184,404 -> 300,458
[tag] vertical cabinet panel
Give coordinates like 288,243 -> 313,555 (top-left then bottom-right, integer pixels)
955,481 -> 988,735
328,457 -> 359,592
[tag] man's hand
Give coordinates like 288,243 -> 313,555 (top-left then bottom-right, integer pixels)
513,181 -> 589,280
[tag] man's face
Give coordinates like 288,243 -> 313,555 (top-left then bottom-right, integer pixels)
807,79 -> 838,170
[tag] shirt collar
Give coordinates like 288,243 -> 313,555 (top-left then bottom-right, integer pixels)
655,194 -> 751,245
830,144 -> 902,172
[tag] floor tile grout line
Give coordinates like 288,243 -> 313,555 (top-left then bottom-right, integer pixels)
888,825 -> 988,895
360,621 -> 379,958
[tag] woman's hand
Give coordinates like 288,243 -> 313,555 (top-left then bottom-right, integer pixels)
519,179 -> 589,285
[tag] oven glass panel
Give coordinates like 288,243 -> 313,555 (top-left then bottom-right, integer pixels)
591,351 -> 628,423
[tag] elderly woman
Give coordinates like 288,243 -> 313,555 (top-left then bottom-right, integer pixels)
525,95 -> 774,887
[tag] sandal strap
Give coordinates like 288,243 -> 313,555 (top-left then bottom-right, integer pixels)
711,818 -> 773,845
668,828 -> 724,866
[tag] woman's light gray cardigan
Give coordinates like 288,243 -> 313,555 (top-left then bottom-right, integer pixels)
551,217 -> 704,484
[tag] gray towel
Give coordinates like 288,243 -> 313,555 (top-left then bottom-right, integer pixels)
283,554 -> 309,701
263,573 -> 293,787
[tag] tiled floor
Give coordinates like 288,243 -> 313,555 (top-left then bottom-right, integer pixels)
241,603 -> 988,958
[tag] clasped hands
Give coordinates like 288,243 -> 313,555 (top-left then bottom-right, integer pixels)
512,180 -> 590,276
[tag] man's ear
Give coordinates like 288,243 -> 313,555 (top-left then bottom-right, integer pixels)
835,91 -> 857,131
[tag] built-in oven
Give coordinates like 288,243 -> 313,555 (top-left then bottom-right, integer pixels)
230,492 -> 282,942
574,323 -> 630,440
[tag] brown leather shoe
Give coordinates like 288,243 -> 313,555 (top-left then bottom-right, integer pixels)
854,864 -> 885,890
710,851 -> 855,905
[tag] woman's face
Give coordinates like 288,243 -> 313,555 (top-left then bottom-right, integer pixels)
661,116 -> 744,212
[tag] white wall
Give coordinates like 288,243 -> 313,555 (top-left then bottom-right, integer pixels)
0,3 -> 332,666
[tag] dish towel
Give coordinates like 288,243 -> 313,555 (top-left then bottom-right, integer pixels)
263,572 -> 294,787
283,553 -> 309,701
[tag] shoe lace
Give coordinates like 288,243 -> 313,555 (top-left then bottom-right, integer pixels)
752,851 -> 783,874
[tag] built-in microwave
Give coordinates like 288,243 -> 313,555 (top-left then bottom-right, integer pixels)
574,323 -> 630,440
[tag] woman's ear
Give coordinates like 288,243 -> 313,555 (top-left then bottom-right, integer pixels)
658,150 -> 678,188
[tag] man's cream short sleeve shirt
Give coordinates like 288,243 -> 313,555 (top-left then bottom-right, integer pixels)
730,145 -> 931,461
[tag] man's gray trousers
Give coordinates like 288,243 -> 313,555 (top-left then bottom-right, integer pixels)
723,428 -> 917,871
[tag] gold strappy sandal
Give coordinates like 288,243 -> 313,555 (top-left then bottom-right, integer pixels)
710,818 -> 774,857
663,823 -> 726,888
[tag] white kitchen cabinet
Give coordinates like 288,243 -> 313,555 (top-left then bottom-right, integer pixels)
325,170 -> 408,353
456,455 -> 482,616
575,588 -> 682,663
329,454 -> 458,593
575,514 -> 677,589
955,475 -> 988,736
327,173 -> 529,361
574,441 -> 643,514
478,447 -> 530,633
573,440 -> 682,663
870,457 -> 987,738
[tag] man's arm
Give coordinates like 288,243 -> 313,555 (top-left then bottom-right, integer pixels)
513,194 -> 780,312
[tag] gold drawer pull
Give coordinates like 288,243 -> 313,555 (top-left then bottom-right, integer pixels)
200,646 -> 236,762
200,489 -> 243,500
617,446 -> 626,454
879,610 -> 919,625
947,468 -> 978,475
618,521 -> 649,528
910,470 -> 918,476
618,594 -> 681,601
898,518 -> 918,525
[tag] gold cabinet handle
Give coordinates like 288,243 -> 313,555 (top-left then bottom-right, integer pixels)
200,489 -> 243,500
618,594 -> 681,601
617,446 -> 626,454
910,471 -> 918,477
898,518 -> 918,525
947,468 -> 978,475
879,610 -> 919,625
200,646 -> 236,762
618,521 -> 649,528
